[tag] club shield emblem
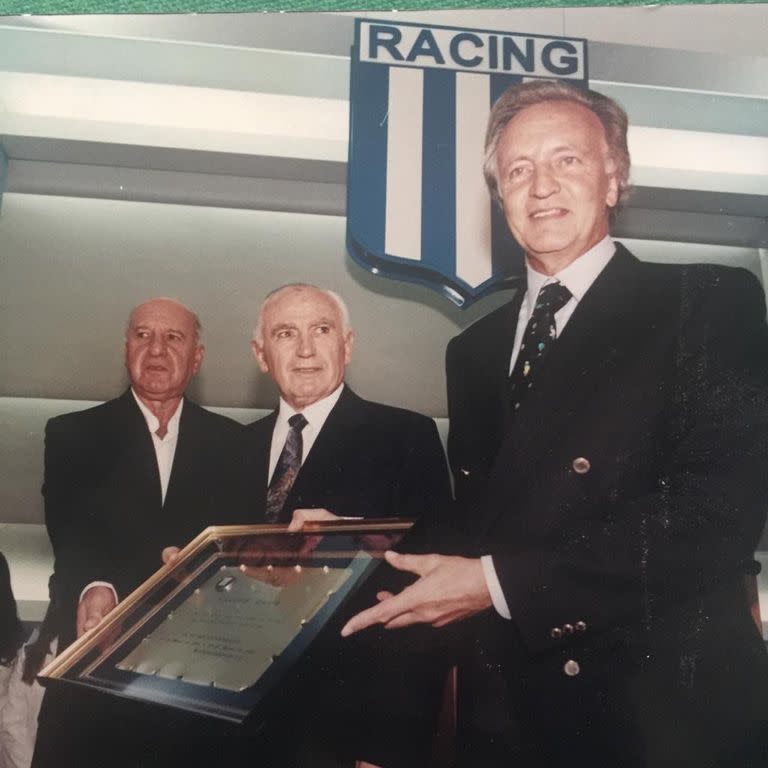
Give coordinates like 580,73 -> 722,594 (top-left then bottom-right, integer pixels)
346,19 -> 589,307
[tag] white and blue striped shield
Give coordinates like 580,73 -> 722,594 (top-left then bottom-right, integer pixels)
347,19 -> 589,308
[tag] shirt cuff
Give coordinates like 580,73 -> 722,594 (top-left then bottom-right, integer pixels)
79,581 -> 118,605
481,555 -> 511,620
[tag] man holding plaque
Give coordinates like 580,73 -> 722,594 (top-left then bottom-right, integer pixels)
33,297 -> 245,768
245,283 -> 450,528
236,283 -> 452,767
344,80 -> 768,768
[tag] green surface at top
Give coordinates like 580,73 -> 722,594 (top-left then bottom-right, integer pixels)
0,0 -> 759,15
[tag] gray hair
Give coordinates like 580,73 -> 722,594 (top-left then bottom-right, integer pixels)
483,80 -> 631,210
126,297 -> 202,342
252,283 -> 352,346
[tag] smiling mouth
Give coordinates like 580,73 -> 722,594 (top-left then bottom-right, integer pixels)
293,367 -> 321,374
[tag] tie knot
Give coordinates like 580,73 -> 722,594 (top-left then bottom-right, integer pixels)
535,282 -> 572,314
288,413 -> 308,431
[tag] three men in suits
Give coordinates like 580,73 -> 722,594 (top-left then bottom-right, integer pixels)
246,283 -> 449,526
33,298 -> 244,768
344,80 -> 768,767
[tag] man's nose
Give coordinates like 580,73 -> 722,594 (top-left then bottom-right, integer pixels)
530,166 -> 559,198
296,333 -> 315,357
148,334 -> 166,355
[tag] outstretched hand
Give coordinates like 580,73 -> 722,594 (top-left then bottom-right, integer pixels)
340,551 -> 492,637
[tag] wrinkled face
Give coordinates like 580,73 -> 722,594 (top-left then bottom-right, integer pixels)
125,299 -> 204,403
495,100 -> 619,274
253,288 -> 353,411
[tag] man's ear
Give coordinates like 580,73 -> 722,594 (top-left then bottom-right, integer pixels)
343,331 -> 355,366
192,344 -> 205,374
604,157 -> 620,209
251,340 -> 269,373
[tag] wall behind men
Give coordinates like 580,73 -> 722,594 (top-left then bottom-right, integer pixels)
0,193 -> 512,417
2,192 -> 764,417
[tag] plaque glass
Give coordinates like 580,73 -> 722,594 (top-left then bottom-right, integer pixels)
39,520 -> 411,723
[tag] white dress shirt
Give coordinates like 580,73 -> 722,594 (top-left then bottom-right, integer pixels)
80,392 -> 184,604
483,236 -> 616,619
131,389 -> 183,504
268,384 -> 344,483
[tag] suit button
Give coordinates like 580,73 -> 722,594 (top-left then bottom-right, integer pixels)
572,457 -> 591,474
550,627 -> 563,639
459,468 -> 470,476
563,659 -> 580,677
575,620 -> 587,632
563,623 -> 574,635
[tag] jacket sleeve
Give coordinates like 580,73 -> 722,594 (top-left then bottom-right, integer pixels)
43,417 -> 110,638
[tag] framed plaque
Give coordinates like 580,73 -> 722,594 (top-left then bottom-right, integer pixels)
39,519 -> 412,724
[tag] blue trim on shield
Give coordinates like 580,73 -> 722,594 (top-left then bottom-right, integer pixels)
346,233 -> 521,308
420,69 -> 456,276
347,60 -> 389,256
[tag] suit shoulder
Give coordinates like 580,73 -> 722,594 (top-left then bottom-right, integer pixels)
45,396 -> 125,436
353,396 -> 437,434
242,410 -> 277,443
448,298 -> 517,354
185,401 -> 243,435
638,259 -> 764,314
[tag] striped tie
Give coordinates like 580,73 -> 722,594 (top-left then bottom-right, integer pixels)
265,413 -> 308,523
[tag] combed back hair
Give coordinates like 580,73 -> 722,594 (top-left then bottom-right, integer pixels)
483,80 -> 631,209
253,284 -> 352,345
125,298 -> 203,342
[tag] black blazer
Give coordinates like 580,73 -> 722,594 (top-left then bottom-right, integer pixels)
44,390 -> 244,646
242,386 -> 450,526
446,245 -> 768,766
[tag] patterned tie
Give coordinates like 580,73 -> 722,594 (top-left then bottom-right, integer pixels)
508,281 -> 573,413
265,413 -> 308,523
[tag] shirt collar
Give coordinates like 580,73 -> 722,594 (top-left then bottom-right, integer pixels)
277,383 -> 345,429
131,389 -> 184,439
525,235 -> 615,308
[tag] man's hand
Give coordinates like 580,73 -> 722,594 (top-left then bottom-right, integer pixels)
287,508 -> 342,532
162,546 -> 181,565
341,552 -> 492,637
76,585 -> 117,638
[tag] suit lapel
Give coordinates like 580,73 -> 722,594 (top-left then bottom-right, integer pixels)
111,390 -> 163,518
246,411 -> 276,515
487,295 -> 526,425
286,387 -> 360,508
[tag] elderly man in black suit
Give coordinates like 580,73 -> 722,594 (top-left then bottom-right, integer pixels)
344,80 -> 768,768
33,297 -> 244,768
44,297 -> 243,647
245,283 -> 449,528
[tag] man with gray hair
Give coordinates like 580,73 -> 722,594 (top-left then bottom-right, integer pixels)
245,282 -> 450,527
345,80 -> 768,767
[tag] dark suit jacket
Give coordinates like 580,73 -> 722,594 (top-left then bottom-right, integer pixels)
446,245 -> 768,767
236,387 -> 452,766
243,386 -> 450,527
43,390 -> 245,646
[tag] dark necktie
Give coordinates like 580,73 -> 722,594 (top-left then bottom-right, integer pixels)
508,281 -> 573,413
265,413 -> 308,523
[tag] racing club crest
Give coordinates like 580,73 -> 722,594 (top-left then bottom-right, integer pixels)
346,19 -> 589,308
